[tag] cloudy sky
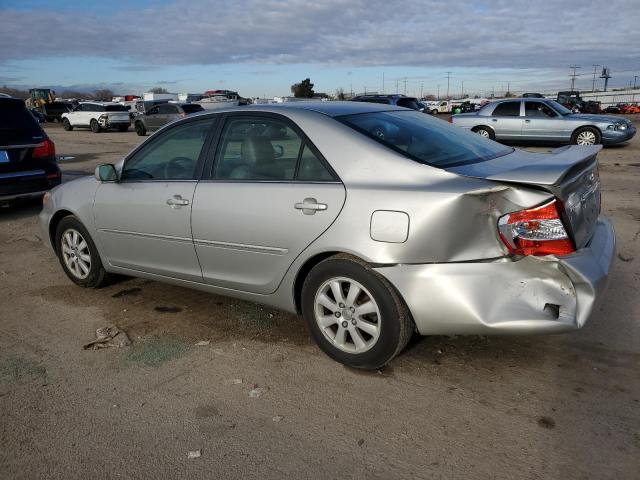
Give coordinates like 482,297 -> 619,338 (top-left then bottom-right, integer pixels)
1,0 -> 639,97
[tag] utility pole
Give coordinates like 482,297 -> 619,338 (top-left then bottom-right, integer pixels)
437,84 -> 440,100
461,80 -> 464,98
420,82 -> 424,99
382,72 -> 385,94
403,77 -> 408,95
396,79 -> 399,93
569,65 -> 580,91
634,75 -> 638,89
591,65 -> 600,92
445,72 -> 451,99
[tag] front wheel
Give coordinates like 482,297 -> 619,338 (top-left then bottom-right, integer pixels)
55,216 -> 110,288
301,256 -> 413,369
90,119 -> 101,133
62,118 -> 73,131
572,127 -> 601,145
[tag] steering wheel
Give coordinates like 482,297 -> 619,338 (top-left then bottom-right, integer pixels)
164,156 -> 195,179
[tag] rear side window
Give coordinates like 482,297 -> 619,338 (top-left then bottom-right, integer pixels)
491,101 -> 521,117
157,104 -> 177,114
297,144 -> 335,181
357,98 -> 391,105
0,99 -> 43,145
105,104 -> 127,112
338,110 -> 513,168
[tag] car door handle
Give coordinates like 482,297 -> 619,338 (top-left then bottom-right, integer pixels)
166,195 -> 190,208
295,198 -> 327,215
525,119 -> 531,123
491,118 -> 498,122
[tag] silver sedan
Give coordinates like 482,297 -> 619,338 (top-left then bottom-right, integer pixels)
452,98 -> 636,145
40,102 -> 615,369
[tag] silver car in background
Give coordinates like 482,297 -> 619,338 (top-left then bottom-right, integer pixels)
133,102 -> 204,136
40,102 -> 615,369
452,98 -> 636,145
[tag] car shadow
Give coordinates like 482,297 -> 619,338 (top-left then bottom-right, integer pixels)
0,196 -> 43,220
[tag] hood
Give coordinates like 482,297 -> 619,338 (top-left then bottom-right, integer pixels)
567,113 -> 627,124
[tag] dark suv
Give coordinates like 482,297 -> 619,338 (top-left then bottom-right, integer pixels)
0,98 -> 61,202
351,95 -> 425,111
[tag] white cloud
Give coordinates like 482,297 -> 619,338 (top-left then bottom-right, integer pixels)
1,0 -> 639,70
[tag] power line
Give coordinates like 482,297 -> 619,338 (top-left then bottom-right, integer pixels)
569,65 -> 580,91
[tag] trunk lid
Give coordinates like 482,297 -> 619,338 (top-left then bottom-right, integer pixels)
446,145 -> 601,249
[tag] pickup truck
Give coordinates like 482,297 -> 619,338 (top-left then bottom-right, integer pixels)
61,102 -> 130,133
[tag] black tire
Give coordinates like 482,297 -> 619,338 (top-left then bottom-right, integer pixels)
118,125 -> 129,132
90,119 -> 101,133
55,216 -> 110,288
301,255 -> 413,369
431,109 -> 439,115
473,126 -> 495,140
135,121 -> 146,136
62,118 -> 73,131
571,127 -> 601,145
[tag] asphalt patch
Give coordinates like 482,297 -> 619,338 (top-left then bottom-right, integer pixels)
112,287 -> 143,298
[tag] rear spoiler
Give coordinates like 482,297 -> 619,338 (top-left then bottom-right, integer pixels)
446,145 -> 601,186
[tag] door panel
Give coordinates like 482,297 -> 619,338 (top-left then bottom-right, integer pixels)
191,182 -> 346,293
94,182 -> 202,281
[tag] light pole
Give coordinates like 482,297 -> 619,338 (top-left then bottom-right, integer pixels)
591,65 -> 600,92
569,65 -> 580,91
445,72 -> 451,99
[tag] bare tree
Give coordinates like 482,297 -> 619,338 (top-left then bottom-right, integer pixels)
0,85 -> 29,99
93,89 -> 114,101
149,87 -> 169,94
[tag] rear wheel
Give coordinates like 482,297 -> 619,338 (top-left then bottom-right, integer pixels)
55,216 -> 110,288
62,118 -> 73,131
135,121 -> 146,136
301,256 -> 413,369
572,127 -> 601,145
431,109 -> 439,115
473,126 -> 494,140
90,119 -> 101,133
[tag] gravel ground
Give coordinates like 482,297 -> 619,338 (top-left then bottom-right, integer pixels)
1,120 -> 639,479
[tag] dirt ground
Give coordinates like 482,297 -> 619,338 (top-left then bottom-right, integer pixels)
1,119 -> 639,480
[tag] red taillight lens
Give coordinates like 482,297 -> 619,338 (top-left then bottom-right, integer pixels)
32,139 -> 55,159
498,199 -> 575,256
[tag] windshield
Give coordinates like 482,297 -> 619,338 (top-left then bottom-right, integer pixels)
337,110 -> 513,168
546,100 -> 572,115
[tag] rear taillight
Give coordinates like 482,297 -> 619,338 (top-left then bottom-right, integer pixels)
498,199 -> 575,256
32,139 -> 55,158
448,116 -> 453,123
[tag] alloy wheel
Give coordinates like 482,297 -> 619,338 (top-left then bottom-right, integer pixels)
61,228 -> 91,279
477,129 -> 490,137
314,277 -> 381,354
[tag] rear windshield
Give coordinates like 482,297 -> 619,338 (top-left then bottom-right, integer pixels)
396,98 -> 421,110
337,110 -> 513,168
0,99 -> 43,145
181,104 -> 204,114
105,105 -> 128,112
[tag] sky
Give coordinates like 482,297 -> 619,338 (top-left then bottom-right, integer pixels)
1,0 -> 640,98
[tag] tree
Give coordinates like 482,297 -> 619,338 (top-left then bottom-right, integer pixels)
0,85 -> 29,99
94,89 -> 114,101
61,90 -> 93,100
290,78 -> 314,98
149,87 -> 169,94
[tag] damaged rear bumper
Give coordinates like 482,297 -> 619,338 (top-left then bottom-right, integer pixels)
374,218 -> 615,335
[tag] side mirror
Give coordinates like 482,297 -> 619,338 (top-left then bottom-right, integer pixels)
95,164 -> 118,182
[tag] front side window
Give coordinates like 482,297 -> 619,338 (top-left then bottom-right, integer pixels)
525,101 -> 558,118
215,117 -> 302,180
121,118 -> 214,181
337,110 -> 512,168
491,101 -> 521,117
